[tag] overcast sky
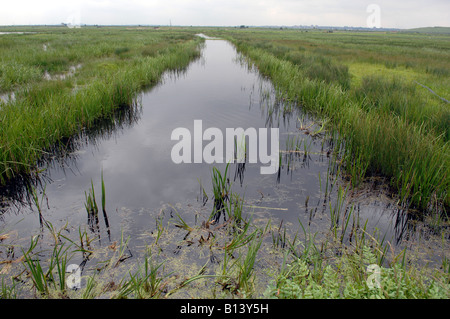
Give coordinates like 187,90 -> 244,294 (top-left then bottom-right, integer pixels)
1,0 -> 449,29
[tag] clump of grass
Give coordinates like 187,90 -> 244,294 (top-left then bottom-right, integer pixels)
426,66 -> 450,77
235,228 -> 265,294
21,236 -> 49,296
173,208 -> 194,232
114,47 -> 130,58
210,164 -> 231,223
21,234 -> 74,297
260,46 -> 351,90
354,75 -> 449,140
0,61 -> 42,91
33,55 -> 70,73
85,180 -> 99,232
116,253 -> 169,299
299,54 -> 350,90
1,277 -> 19,299
84,172 -> 110,235
141,42 -> 170,57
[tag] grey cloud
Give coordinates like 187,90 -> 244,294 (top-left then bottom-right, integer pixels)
0,0 -> 448,28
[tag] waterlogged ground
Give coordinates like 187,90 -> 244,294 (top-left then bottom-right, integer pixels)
1,38 -> 448,297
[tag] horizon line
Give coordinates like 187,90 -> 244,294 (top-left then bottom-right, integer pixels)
1,24 -> 449,30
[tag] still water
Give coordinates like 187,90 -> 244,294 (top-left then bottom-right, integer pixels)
1,39 -> 416,258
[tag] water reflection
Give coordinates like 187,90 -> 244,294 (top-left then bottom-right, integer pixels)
0,100 -> 143,221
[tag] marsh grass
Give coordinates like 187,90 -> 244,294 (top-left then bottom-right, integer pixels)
242,39 -> 351,90
210,28 -> 450,213
21,234 -> 73,297
232,228 -> 265,294
0,27 -> 202,185
231,38 -> 449,214
116,253 -> 169,299
285,51 -> 351,90
354,74 -> 449,141
210,164 -> 232,223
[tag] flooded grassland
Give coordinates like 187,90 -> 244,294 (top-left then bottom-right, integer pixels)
0,27 -> 449,299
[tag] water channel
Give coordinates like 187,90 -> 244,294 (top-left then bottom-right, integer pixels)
1,38 -> 440,277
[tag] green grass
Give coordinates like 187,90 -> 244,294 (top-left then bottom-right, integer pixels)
116,253 -> 169,299
0,26 -> 202,184
207,28 -> 449,214
407,27 -> 450,35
